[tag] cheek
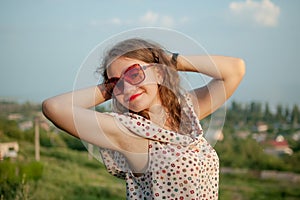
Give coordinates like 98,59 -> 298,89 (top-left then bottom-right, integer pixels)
147,71 -> 159,84
144,84 -> 159,94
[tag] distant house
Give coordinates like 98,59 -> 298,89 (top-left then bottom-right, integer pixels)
264,135 -> 293,156
256,121 -> 268,132
19,120 -> 33,131
0,142 -> 19,160
36,111 -> 51,131
8,113 -> 23,121
252,132 -> 267,143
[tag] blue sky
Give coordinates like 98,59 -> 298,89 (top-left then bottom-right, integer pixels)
0,0 -> 299,109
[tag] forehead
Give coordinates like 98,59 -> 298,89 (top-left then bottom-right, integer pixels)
107,57 -> 148,78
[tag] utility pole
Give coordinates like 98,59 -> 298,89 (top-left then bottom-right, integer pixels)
35,117 -> 40,161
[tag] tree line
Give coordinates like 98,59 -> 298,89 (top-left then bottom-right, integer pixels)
226,101 -> 300,128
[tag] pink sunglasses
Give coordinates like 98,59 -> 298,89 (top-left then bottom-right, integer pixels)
106,63 -> 154,96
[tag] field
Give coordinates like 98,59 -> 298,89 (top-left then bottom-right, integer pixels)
1,139 -> 300,200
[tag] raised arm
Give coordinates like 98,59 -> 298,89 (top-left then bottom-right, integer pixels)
176,55 -> 246,119
42,85 -> 147,152
42,85 -> 102,135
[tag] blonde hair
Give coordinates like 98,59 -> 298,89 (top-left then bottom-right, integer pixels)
99,38 -> 191,134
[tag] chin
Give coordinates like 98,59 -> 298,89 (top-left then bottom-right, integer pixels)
128,105 -> 145,113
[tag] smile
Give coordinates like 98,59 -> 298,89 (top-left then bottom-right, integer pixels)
129,92 -> 143,101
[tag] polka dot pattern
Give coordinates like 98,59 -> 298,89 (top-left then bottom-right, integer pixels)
99,94 -> 219,199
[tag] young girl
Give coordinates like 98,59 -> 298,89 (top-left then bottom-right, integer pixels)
42,38 -> 245,199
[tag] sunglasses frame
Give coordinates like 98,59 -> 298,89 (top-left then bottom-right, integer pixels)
106,63 -> 154,96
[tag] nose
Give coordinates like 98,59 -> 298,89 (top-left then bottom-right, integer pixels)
123,80 -> 137,94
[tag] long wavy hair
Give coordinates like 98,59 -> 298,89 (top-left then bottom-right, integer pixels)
98,38 -> 191,134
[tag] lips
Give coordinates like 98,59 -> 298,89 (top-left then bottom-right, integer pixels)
129,92 -> 143,101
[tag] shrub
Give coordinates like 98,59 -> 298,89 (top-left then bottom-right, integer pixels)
0,160 -> 43,199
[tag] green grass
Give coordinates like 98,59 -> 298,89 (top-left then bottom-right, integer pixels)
1,140 -> 126,200
1,140 -> 300,200
220,173 -> 300,200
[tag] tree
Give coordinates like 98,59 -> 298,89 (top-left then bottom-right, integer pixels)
226,101 -> 244,125
275,104 -> 284,122
291,104 -> 300,126
263,102 -> 273,123
246,101 -> 263,123
284,106 -> 290,123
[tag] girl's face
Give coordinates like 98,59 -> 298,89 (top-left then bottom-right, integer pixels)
107,57 -> 162,112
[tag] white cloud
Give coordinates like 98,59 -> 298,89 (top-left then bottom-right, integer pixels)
89,18 -> 124,27
229,0 -> 280,27
90,11 -> 188,28
139,11 -> 160,26
138,11 -> 176,27
160,15 -> 175,28
109,17 -> 122,25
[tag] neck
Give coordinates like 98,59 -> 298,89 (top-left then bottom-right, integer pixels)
148,104 -> 169,128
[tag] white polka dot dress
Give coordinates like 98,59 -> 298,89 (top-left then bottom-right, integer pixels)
99,94 -> 219,199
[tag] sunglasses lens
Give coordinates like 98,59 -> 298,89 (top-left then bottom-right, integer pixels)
123,64 -> 145,85
113,81 -> 123,96
109,64 -> 147,96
